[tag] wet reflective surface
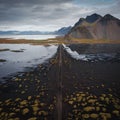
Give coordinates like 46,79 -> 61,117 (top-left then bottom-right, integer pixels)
0,44 -> 120,120
0,35 -> 58,40
63,44 -> 120,62
0,44 -> 58,82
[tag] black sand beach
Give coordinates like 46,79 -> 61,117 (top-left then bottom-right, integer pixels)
0,44 -> 120,120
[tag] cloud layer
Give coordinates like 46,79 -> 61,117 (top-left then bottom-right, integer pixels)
0,0 -> 120,31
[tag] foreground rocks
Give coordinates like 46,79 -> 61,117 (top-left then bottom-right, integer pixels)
0,44 -> 120,120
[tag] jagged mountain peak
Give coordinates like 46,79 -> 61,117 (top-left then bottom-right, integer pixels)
74,18 -> 85,27
99,14 -> 120,25
74,13 -> 102,27
67,13 -> 120,40
86,13 -> 102,23
103,14 -> 117,20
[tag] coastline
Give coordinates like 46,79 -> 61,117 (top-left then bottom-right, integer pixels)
0,44 -> 120,119
1,37 -> 120,45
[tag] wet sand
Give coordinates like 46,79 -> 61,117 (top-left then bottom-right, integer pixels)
0,44 -> 120,120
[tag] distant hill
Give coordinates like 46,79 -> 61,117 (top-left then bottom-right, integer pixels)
0,31 -> 18,35
67,13 -> 120,40
54,26 -> 72,35
0,26 -> 71,36
0,31 -> 53,35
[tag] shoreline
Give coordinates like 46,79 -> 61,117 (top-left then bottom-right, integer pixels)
0,37 -> 65,45
0,44 -> 120,119
1,37 -> 120,45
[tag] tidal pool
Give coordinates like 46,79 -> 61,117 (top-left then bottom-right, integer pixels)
63,44 -> 120,62
0,44 -> 58,82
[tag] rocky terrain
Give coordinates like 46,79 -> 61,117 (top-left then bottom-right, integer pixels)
0,44 -> 120,120
67,13 -> 120,40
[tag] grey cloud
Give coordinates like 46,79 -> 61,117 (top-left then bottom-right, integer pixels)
0,0 -> 73,6
0,0 -> 119,31
0,0 -> 73,22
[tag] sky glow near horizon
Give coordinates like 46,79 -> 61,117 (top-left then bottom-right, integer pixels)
0,0 -> 120,31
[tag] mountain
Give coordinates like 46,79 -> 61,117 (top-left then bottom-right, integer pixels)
0,26 -> 72,36
54,26 -> 72,35
0,31 -> 18,35
0,31 -> 53,35
86,13 -> 102,23
67,13 -> 120,40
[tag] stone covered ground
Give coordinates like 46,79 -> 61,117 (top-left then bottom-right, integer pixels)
0,44 -> 120,120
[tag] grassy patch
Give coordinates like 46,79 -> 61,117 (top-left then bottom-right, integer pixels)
0,37 -> 67,45
64,36 -> 120,44
0,37 -> 120,45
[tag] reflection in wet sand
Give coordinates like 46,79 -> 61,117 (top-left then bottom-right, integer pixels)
0,44 -> 58,81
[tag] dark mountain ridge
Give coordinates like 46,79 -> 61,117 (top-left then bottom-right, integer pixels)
54,26 -> 72,35
86,13 -> 102,23
0,26 -> 72,36
67,13 -> 120,40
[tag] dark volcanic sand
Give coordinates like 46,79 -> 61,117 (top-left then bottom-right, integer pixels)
0,44 -> 120,120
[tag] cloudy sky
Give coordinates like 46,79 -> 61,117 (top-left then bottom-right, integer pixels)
0,0 -> 120,31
